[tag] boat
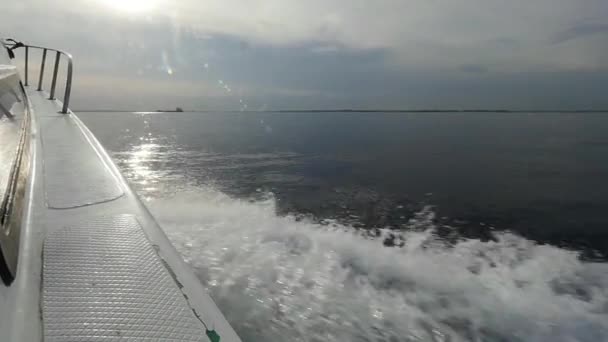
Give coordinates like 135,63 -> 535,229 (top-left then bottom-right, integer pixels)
0,38 -> 241,342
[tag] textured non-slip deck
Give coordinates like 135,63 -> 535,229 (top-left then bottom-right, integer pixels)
40,116 -> 123,208
42,215 -> 207,341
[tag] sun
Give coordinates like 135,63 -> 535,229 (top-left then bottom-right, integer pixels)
98,0 -> 162,13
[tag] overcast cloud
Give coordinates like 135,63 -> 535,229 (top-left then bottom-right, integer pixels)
2,0 -> 607,110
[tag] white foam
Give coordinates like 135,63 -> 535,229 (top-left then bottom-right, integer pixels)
147,187 -> 608,342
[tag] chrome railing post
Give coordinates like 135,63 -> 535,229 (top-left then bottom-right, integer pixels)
4,41 -> 74,113
24,46 -> 29,86
49,51 -> 60,100
62,56 -> 73,114
37,48 -> 47,91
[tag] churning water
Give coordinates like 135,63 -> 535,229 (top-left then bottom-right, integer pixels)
146,187 -> 608,342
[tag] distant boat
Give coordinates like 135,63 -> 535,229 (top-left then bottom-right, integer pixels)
0,38 -> 240,342
157,107 -> 185,112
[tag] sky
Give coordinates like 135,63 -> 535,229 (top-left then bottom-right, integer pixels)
2,0 -> 608,110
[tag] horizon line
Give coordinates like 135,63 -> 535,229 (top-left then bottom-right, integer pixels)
74,109 -> 608,113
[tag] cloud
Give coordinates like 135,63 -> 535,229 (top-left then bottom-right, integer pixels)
551,23 -> 608,44
1,0 -> 608,109
6,1 -> 608,70
169,0 -> 608,69
14,0 -> 605,70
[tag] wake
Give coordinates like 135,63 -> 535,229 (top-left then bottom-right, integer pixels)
148,187 -> 608,342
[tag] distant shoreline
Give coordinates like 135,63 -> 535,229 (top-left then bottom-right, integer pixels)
75,109 -> 608,113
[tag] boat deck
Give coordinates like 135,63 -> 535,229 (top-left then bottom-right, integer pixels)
1,88 -> 241,341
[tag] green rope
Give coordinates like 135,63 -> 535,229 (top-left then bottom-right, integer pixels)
206,329 -> 221,342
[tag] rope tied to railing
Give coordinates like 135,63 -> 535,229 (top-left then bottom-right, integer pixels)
3,39 -> 24,59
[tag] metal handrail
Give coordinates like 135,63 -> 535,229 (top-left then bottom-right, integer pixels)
2,40 -> 73,114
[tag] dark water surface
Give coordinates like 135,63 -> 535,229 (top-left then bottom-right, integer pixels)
80,111 -> 608,257
78,111 -> 608,342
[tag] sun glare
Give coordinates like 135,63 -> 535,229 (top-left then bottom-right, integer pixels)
98,0 -> 161,13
